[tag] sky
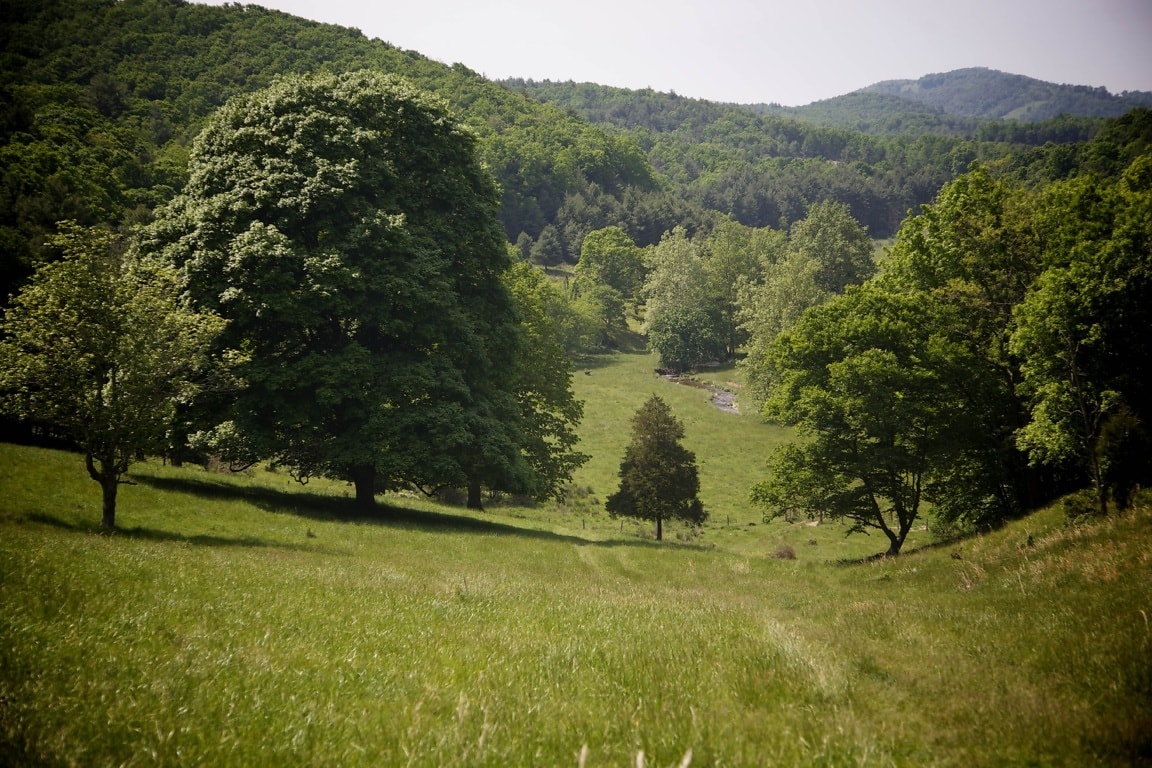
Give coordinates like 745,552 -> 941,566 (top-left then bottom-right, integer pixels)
195,0 -> 1152,106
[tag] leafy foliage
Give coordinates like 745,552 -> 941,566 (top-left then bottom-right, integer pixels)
0,222 -> 223,527
738,248 -> 827,406
752,137 -> 1152,547
879,167 -> 1043,521
0,0 -> 662,298
738,202 -> 872,406
141,71 -> 526,507
1011,156 -> 1152,514
785,201 -> 875,293
573,226 -> 645,299
505,76 -> 1124,239
501,261 -> 589,502
861,67 -> 1152,122
646,304 -> 725,373
4,0 -> 1149,298
642,228 -> 712,369
752,286 -> 989,555
605,395 -> 706,540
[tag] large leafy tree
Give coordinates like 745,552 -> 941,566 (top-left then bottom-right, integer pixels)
142,71 -> 519,508
573,226 -> 645,299
738,248 -> 828,407
0,222 -> 223,529
1011,157 -> 1152,514
499,262 -> 589,505
642,227 -> 724,370
702,219 -> 779,357
738,203 -> 871,408
565,225 -> 640,352
606,394 -> 706,541
786,200 -> 875,294
751,285 -> 987,556
879,167 -> 1044,521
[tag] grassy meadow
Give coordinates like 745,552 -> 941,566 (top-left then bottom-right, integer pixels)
2,346 -> 1150,766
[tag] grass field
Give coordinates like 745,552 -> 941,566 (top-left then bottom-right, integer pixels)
2,346 -> 1150,766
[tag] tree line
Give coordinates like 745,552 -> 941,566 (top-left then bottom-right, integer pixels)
748,154 -> 1152,554
504,78 -> 1130,240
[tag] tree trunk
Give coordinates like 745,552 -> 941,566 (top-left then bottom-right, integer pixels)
100,476 -> 118,530
86,453 -> 118,530
655,516 -> 663,541
885,516 -> 914,557
1087,448 -> 1109,517
350,464 -> 376,510
467,477 -> 483,510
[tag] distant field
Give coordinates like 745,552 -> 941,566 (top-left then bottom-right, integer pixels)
1,346 -> 1149,766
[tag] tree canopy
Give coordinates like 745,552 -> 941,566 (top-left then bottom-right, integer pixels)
573,226 -> 645,299
751,285 -> 990,555
0,222 -> 223,528
1011,157 -> 1152,515
141,70 -> 543,507
748,145 -> 1152,551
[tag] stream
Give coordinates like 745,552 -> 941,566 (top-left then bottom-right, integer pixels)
658,370 -> 740,414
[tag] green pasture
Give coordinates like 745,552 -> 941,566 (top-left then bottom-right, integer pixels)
1,346 -> 1149,766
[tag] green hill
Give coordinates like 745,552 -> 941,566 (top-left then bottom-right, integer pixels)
752,90 -> 984,136
861,67 -> 1152,121
0,0 -> 667,295
751,68 -> 1152,135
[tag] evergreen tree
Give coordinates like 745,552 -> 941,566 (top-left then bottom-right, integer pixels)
606,395 -> 706,541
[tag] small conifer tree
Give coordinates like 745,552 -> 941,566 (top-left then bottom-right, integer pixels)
606,394 -> 706,540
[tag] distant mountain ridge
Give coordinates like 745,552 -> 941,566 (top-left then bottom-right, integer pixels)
743,68 -> 1152,136
859,67 -> 1152,121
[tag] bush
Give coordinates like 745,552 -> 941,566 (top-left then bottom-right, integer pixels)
1061,490 -> 1100,523
772,543 -> 797,560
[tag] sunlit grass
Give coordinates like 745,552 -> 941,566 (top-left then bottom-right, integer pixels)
3,441 -> 1149,766
2,342 -> 1149,765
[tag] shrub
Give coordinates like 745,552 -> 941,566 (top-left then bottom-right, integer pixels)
772,543 -> 797,560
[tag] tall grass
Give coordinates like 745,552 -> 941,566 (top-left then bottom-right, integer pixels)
1,345 -> 1149,766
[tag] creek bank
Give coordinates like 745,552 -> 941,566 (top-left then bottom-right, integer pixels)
656,369 -> 740,414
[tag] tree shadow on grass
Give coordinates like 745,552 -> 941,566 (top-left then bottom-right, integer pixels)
24,511 -> 341,553
129,473 -> 663,550
21,471 -> 691,552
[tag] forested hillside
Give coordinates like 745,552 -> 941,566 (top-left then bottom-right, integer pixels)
12,0 -> 1152,306
0,0 -> 681,300
861,67 -> 1152,121
510,79 -> 974,236
504,74 -> 1145,237
748,68 -> 1152,135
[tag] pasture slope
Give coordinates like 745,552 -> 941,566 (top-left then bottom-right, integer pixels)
1,347 -> 1150,766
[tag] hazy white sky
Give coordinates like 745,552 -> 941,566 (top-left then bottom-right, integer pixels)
195,0 -> 1152,106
